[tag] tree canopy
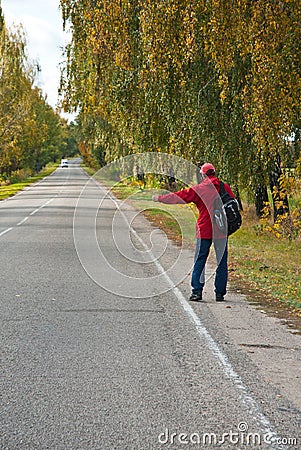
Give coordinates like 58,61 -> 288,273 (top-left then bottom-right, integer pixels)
60,0 -> 300,218
0,7 -> 74,182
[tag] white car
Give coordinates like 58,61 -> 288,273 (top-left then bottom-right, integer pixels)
60,159 -> 69,168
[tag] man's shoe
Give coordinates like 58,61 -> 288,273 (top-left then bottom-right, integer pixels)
189,292 -> 202,302
216,294 -> 225,302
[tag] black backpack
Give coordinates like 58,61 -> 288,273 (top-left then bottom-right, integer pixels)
213,181 -> 242,236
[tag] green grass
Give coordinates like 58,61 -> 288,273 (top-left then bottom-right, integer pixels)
80,163 -> 97,177
108,183 -> 197,247
109,180 -> 301,313
229,219 -> 301,311
80,168 -> 301,315
0,163 -> 59,201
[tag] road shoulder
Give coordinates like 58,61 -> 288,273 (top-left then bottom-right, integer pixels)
133,203 -> 301,412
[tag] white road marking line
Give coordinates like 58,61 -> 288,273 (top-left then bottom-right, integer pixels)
0,168 -> 73,238
30,197 -> 54,215
17,217 -> 29,226
104,190 -> 285,449
1,192 -> 56,238
0,227 -> 13,237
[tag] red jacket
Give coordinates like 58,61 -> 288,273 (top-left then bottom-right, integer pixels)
158,175 -> 235,239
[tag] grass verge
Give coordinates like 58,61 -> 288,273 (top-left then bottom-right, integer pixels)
81,168 -> 301,331
228,210 -> 301,329
0,163 -> 58,201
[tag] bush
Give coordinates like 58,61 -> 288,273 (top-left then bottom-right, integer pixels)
9,169 -> 33,184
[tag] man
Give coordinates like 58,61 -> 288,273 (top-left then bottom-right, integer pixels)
152,163 -> 236,302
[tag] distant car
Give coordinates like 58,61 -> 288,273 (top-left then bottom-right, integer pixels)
60,159 -> 69,168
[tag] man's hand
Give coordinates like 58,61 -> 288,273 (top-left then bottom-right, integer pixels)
152,194 -> 159,202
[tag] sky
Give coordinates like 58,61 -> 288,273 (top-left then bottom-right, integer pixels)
1,0 -> 73,120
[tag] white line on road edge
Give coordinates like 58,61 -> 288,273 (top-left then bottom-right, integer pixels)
109,193 -> 286,450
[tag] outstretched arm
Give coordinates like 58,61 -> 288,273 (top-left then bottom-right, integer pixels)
152,187 -> 198,205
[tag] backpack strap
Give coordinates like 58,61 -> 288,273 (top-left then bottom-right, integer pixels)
219,181 -> 225,195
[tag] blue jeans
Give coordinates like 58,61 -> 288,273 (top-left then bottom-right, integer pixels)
191,238 -> 228,296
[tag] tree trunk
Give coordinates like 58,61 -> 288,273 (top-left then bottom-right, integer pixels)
269,154 -> 290,222
233,186 -> 243,211
254,185 -> 269,217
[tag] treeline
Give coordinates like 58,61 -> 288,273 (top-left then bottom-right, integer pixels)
0,7 -> 77,183
60,0 -> 301,218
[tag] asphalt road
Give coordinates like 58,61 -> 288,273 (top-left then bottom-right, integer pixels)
0,159 -> 300,449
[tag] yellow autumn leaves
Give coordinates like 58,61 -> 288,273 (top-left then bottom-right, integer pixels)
0,15 -> 67,181
59,0 -> 301,225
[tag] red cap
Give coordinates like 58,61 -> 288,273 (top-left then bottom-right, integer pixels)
201,163 -> 216,175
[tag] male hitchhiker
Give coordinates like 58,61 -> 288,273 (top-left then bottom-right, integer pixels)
152,163 -> 236,302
